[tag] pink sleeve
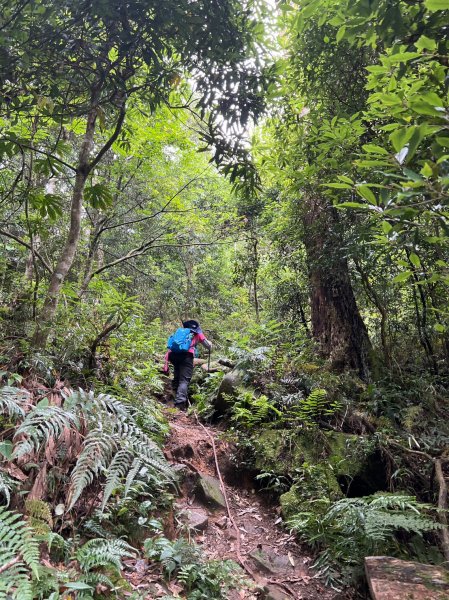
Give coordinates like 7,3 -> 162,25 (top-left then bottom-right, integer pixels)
197,332 -> 206,343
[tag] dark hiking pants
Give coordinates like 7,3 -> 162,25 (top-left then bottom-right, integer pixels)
169,352 -> 194,405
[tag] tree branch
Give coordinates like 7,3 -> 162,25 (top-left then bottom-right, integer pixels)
88,103 -> 127,173
0,228 -> 52,273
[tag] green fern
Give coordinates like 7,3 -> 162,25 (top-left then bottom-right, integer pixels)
144,537 -> 202,578
25,499 -> 53,535
0,507 -> 40,600
101,449 -> 134,510
67,429 -> 119,509
76,538 -> 137,573
231,391 -> 282,427
67,390 -> 173,511
13,405 -> 79,459
288,388 -> 341,424
289,493 -> 441,587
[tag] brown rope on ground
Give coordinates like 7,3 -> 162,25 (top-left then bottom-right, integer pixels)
192,410 -> 257,581
192,411 -> 298,598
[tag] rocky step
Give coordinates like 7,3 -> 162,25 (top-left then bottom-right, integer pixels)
365,556 -> 449,600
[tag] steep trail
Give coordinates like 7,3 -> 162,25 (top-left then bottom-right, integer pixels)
161,408 -> 341,600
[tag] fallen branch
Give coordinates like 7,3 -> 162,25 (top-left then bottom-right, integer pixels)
385,439 -> 449,561
218,358 -> 235,369
0,555 -> 21,575
266,579 -> 298,598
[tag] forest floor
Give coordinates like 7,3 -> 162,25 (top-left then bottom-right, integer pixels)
121,402 -> 343,599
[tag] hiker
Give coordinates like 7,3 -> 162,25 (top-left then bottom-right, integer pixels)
164,320 -> 212,410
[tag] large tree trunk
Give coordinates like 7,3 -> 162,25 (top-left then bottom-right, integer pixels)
302,194 -> 372,380
32,107 -> 98,348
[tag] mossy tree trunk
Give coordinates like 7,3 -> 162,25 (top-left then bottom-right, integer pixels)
302,193 -> 372,380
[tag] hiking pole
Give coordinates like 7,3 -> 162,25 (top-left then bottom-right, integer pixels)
208,347 -> 211,372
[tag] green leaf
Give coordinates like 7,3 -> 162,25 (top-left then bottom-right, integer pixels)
336,202 -> 369,209
409,252 -> 421,268
336,25 -> 346,42
420,162 -> 433,177
434,323 -> 446,333
323,183 -> 352,189
337,175 -> 354,184
425,0 -> 449,11
393,271 -> 413,283
409,101 -> 444,117
64,582 -> 94,591
415,35 -> 437,51
388,52 -> 421,64
357,185 -> 377,205
390,127 -> 414,153
381,221 -> 393,234
85,183 -> 113,210
362,144 -> 389,155
436,137 -> 449,148
0,440 -> 13,460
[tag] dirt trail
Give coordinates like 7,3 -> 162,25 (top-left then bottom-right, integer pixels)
160,409 -> 341,600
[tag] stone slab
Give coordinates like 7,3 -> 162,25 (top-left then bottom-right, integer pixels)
365,556 -> 449,600
197,473 -> 226,509
183,508 -> 209,532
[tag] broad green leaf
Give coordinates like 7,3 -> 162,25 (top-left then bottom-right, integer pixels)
420,162 -> 433,177
336,202 -> 369,209
434,323 -> 446,333
409,252 -> 421,268
393,271 -> 413,283
410,101 -> 445,116
381,221 -> 393,234
388,52 -> 421,64
362,144 -> 389,155
323,183 -> 352,189
337,175 -> 354,184
336,26 -> 346,42
357,184 -> 377,205
390,127 -> 414,153
415,35 -> 437,51
436,137 -> 449,148
425,0 -> 449,11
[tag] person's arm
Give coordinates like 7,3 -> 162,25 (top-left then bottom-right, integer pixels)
200,337 -> 212,350
197,332 -> 212,350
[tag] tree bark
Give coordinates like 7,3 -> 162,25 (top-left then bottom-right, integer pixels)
302,194 -> 372,380
32,105 -> 98,348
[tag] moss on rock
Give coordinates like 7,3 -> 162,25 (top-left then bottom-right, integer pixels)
249,427 -> 379,519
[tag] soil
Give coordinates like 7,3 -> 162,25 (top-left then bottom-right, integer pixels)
122,404 -> 348,600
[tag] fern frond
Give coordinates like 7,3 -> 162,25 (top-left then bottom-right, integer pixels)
114,420 -> 173,482
66,389 -> 130,419
13,406 -> 79,459
76,538 -> 137,573
25,499 -> 53,534
0,470 -> 15,506
83,513 -> 113,539
0,507 -> 40,599
101,449 -> 133,510
124,457 -> 142,498
0,386 -> 28,419
67,430 -> 119,510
